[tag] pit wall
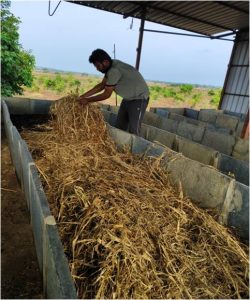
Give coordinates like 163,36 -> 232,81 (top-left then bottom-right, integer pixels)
2,98 -> 249,242
101,109 -> 249,187
150,107 -> 246,137
1,100 -> 78,299
101,104 -> 249,163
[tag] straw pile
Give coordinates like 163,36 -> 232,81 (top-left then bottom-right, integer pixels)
22,95 -> 249,299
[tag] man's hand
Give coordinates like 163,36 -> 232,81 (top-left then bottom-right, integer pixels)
78,96 -> 89,106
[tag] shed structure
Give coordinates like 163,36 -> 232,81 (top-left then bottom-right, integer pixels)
64,0 -> 249,137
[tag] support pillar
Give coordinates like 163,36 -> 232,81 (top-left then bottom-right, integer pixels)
135,13 -> 146,70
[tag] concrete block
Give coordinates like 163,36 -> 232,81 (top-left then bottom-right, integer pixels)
217,153 -> 249,186
107,124 -> 132,151
235,121 -> 244,137
44,225 -> 78,299
201,129 -> 235,155
185,108 -> 199,120
164,156 -> 230,208
214,127 -> 232,135
29,164 -> 53,270
224,110 -> 245,120
149,107 -> 156,113
109,105 -> 120,114
177,122 -> 205,143
184,118 -> 206,127
227,182 -> 249,241
19,139 -> 35,209
3,97 -> 53,115
144,143 -> 167,157
198,109 -> 220,123
232,137 -> 249,162
144,124 -> 176,149
155,108 -> 169,118
2,101 -> 13,142
140,124 -> 149,139
10,126 -> 23,181
176,136 -> 218,166
169,112 -> 186,123
109,112 -> 117,127
142,111 -> 161,127
131,135 -> 152,154
215,114 -> 239,131
160,118 -> 179,134
167,107 -> 185,115
101,109 -> 111,122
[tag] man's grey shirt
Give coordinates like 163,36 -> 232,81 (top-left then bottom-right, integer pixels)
105,59 -> 149,101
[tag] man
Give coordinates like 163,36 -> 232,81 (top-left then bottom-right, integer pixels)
79,49 -> 149,135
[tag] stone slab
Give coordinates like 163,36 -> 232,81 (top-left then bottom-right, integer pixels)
232,137 -> 249,162
3,97 -> 53,115
142,111 -> 161,127
227,182 -> 249,241
177,121 -> 205,143
164,156 -> 230,208
143,124 -> 176,149
107,124 -> 132,151
155,108 -> 169,118
217,153 -> 249,186
184,108 -> 199,120
44,225 -> 78,299
201,129 -> 235,155
176,136 -> 218,166
215,113 -> 239,131
169,112 -> 186,123
198,109 -> 221,123
160,118 -> 179,134
131,135 -> 152,154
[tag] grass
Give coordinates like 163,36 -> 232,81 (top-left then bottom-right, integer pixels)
19,69 -> 222,110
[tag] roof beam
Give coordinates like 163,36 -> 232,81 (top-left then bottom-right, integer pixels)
215,1 -> 249,14
141,1 -> 237,33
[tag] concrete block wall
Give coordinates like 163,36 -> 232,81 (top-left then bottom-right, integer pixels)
150,106 -> 246,137
107,125 -> 249,241
2,101 -> 77,299
145,110 -> 248,161
2,97 -> 53,115
102,109 -> 248,186
103,106 -> 247,160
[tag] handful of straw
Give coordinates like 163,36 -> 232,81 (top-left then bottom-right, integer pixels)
22,95 -> 249,299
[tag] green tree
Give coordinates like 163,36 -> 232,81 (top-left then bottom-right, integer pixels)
1,0 -> 35,96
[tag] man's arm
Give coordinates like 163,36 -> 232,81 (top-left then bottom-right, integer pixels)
80,77 -> 106,98
79,85 -> 114,105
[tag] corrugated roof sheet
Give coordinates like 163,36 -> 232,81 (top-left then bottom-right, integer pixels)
66,1 -> 249,36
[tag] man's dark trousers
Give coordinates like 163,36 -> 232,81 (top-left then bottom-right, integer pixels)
115,98 -> 149,136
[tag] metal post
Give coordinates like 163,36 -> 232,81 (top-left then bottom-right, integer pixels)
241,110 -> 249,139
135,14 -> 145,70
113,43 -> 118,106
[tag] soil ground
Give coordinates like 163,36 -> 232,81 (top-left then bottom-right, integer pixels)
1,129 -> 43,299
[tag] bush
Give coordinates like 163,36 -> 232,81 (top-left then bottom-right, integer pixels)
174,93 -> 184,102
180,84 -> 193,94
192,93 -> 202,106
210,89 -> 222,105
208,89 -> 215,96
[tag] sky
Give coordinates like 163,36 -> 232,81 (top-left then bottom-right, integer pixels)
10,0 -> 234,87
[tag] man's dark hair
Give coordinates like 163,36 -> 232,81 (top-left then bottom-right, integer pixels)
89,49 -> 112,64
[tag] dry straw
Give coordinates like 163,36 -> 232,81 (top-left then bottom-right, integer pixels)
22,95 -> 249,299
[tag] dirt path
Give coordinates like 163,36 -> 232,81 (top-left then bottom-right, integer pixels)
1,132 -> 43,299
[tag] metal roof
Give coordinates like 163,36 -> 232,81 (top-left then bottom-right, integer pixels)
66,1 -> 249,37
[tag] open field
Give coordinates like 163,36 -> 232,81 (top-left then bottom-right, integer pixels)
18,70 -> 222,110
